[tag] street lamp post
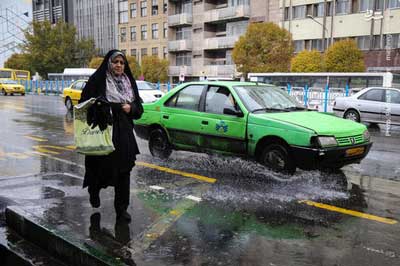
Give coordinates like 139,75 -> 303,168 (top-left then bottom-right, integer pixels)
306,14 -> 330,51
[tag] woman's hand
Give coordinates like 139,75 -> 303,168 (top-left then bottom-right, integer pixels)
122,103 -> 131,114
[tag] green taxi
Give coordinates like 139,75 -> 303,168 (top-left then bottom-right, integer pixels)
134,81 -> 372,173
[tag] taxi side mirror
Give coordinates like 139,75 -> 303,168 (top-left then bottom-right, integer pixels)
223,107 -> 244,117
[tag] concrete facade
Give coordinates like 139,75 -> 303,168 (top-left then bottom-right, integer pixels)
167,0 -> 281,82
118,0 -> 168,63
73,0 -> 118,56
281,0 -> 400,72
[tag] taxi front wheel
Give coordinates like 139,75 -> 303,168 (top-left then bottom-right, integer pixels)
259,143 -> 296,174
1,89 -> 7,96
65,98 -> 73,110
149,128 -> 172,159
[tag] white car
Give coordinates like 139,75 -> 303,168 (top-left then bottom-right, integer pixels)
333,87 -> 400,125
136,81 -> 165,103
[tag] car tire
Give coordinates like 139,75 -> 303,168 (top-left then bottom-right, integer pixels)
1,89 -> 6,96
344,109 -> 360,122
259,143 -> 296,174
65,97 -> 73,110
149,128 -> 172,159
21,93 -> 25,96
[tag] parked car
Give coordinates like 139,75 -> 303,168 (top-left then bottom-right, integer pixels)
134,81 -> 372,174
0,79 -> 25,96
62,80 -> 165,110
333,87 -> 400,125
62,80 -> 87,110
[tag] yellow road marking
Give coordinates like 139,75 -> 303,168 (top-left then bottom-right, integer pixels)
6,152 -> 30,159
136,161 -> 217,183
299,200 -> 398,225
32,145 -> 75,155
24,135 -> 48,142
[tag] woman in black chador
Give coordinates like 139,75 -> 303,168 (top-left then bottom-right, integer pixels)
79,50 -> 143,221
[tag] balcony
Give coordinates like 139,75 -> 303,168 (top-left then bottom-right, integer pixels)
168,13 -> 193,27
204,5 -> 250,24
168,39 -> 192,52
203,36 -> 239,50
202,64 -> 236,77
169,66 -> 193,76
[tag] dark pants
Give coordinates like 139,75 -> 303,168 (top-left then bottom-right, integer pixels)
88,171 -> 131,214
114,171 -> 131,214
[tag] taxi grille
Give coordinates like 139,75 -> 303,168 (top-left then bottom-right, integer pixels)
336,134 -> 364,146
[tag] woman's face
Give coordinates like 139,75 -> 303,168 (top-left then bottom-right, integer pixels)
111,55 -> 125,76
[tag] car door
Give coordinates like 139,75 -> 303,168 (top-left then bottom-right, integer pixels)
161,84 -> 206,149
356,88 -> 385,123
199,85 -> 247,155
385,89 -> 400,125
72,81 -> 86,104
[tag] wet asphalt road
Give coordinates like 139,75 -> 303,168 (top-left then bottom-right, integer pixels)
1,95 -> 400,266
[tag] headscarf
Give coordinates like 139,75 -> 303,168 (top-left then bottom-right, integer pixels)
105,51 -> 134,103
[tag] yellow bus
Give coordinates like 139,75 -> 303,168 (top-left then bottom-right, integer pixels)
0,68 -> 31,81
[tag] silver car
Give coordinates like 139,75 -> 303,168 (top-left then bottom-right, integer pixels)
333,87 -> 400,125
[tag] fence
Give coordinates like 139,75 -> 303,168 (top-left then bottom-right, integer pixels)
17,80 -> 359,112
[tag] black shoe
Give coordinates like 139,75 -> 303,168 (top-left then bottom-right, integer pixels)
116,211 -> 131,222
89,192 -> 100,208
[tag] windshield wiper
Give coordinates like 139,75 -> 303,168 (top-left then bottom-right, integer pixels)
251,108 -> 289,113
283,106 -> 306,111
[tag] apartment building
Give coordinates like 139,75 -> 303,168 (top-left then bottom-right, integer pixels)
167,0 -> 280,82
32,0 -> 73,23
73,0 -> 118,55
118,0 -> 168,63
282,0 -> 400,72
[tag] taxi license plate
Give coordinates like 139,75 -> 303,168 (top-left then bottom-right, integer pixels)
345,147 -> 365,157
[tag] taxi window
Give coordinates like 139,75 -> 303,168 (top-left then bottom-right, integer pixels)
205,86 -> 236,114
165,85 -> 203,111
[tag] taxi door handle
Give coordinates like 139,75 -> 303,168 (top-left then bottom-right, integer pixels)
163,115 -> 169,119
201,120 -> 208,125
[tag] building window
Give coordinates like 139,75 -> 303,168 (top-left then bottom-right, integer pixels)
284,7 -> 290,20
141,1 -> 147,17
372,35 -> 381,49
152,47 -> 158,56
130,3 -> 137,18
336,0 -> 349,14
375,0 -> 384,10
176,27 -> 191,40
163,47 -> 167,58
141,24 -> 147,40
131,49 -> 137,58
176,52 -> 192,66
130,26 -> 136,41
359,0 -> 373,12
357,35 -> 370,50
163,0 -> 168,13
311,39 -> 323,51
387,0 -> 400,8
314,3 -> 324,17
385,34 -> 400,49
163,22 -> 168,38
118,0 -> 128,23
120,27 -> 127,42
141,48 -> 148,58
294,40 -> 305,52
152,0 -> 158,15
176,0 -> 192,14
292,5 -> 306,19
152,23 -> 159,39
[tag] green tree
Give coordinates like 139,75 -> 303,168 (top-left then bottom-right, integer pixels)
324,39 -> 365,72
126,56 -> 141,79
21,21 -> 96,78
232,22 -> 294,76
4,53 -> 34,74
88,57 -> 103,69
141,56 -> 169,83
291,50 -> 324,72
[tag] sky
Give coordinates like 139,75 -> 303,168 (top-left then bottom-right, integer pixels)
0,0 -> 32,67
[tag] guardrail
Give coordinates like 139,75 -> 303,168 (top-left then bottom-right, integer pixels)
17,80 -> 359,112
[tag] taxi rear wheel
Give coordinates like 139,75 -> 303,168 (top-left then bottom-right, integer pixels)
65,97 -> 73,110
259,143 -> 296,174
149,128 -> 172,159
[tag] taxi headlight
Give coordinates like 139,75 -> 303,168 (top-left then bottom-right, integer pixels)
317,136 -> 338,147
363,130 -> 370,142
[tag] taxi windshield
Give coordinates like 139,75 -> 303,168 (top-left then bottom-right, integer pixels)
233,85 -> 304,113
